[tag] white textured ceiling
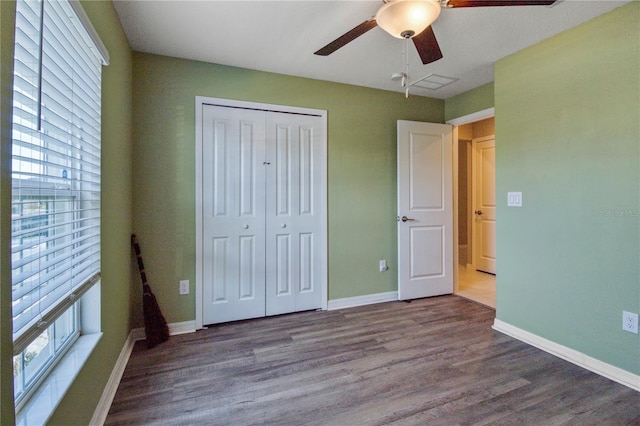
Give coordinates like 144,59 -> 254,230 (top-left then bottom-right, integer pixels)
112,0 -> 630,99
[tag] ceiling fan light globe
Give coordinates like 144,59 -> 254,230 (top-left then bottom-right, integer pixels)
376,0 -> 441,39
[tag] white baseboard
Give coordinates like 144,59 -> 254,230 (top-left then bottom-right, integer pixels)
328,291 -> 398,310
89,330 -> 137,425
167,320 -> 197,336
130,320 -> 197,341
130,327 -> 146,342
90,321 -> 197,425
493,319 -> 640,392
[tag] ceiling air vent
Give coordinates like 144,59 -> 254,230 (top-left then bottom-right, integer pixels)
411,74 -> 458,90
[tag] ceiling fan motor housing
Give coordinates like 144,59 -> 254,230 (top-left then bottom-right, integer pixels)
375,0 -> 442,39
315,0 -> 558,66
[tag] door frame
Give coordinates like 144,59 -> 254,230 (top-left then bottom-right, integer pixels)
194,96 -> 328,330
446,107 -> 495,294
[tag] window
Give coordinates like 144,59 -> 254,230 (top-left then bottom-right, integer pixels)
11,0 -> 108,411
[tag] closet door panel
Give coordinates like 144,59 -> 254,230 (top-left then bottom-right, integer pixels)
202,105 -> 266,324
266,112 -> 324,315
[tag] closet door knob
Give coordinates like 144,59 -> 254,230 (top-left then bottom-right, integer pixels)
243,224 -> 249,229
280,224 -> 287,228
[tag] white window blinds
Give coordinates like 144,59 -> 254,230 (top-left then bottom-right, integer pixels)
11,0 -> 108,352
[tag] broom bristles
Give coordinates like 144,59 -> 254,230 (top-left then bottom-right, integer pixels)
133,234 -> 170,349
143,285 -> 170,349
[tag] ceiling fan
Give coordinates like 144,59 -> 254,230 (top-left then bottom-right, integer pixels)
314,0 -> 558,65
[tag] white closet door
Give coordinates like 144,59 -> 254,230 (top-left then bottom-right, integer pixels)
202,105 -> 267,324
265,112 -> 324,315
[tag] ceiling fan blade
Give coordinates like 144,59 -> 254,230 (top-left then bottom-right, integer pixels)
447,0 -> 556,7
412,26 -> 443,65
314,19 -> 378,56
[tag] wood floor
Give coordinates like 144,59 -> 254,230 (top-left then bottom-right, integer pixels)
106,296 -> 640,425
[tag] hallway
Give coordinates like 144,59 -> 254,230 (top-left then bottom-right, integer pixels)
457,265 -> 496,308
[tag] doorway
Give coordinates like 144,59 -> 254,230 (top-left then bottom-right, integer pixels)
454,116 -> 496,308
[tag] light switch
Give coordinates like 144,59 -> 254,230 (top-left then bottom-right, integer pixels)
507,192 -> 522,207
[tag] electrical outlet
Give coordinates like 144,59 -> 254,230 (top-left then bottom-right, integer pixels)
622,311 -> 639,334
379,260 -> 388,272
179,280 -> 190,295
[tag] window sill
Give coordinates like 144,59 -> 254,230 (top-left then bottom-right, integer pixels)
16,333 -> 102,426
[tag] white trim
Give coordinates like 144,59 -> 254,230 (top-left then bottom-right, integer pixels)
446,107 -> 495,126
90,322 -> 198,425
472,135 -> 495,144
195,96 -> 328,330
167,320 -> 197,336
328,291 -> 398,310
493,319 -> 640,392
131,321 -> 198,341
452,126 -> 460,294
68,0 -> 109,65
196,97 -> 327,117
195,97 -> 204,330
17,334 -> 102,426
130,327 -> 146,342
90,331 -> 136,426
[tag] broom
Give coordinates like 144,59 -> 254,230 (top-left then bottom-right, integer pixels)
131,234 -> 170,349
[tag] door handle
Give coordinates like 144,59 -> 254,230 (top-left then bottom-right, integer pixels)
474,210 -> 483,216
401,216 -> 416,222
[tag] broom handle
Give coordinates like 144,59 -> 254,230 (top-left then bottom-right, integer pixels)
131,234 -> 149,286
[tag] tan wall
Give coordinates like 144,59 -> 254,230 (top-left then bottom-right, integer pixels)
472,117 -> 495,139
458,140 -> 470,246
458,123 -> 473,139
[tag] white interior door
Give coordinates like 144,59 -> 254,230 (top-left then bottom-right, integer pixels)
199,101 -> 326,326
472,136 -> 496,274
397,120 -> 453,300
265,112 -> 324,315
202,105 -> 267,324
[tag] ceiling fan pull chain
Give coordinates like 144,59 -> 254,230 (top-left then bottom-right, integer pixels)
401,37 -> 407,88
404,36 -> 410,98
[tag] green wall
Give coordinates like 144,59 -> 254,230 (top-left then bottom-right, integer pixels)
0,1 -> 134,424
0,1 -> 634,423
495,2 -> 640,374
131,53 -> 444,325
444,82 -> 494,122
1,1 -> 17,423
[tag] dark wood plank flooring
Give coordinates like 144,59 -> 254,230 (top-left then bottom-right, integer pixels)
106,296 -> 640,425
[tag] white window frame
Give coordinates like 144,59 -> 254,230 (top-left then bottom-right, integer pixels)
10,0 -> 108,422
